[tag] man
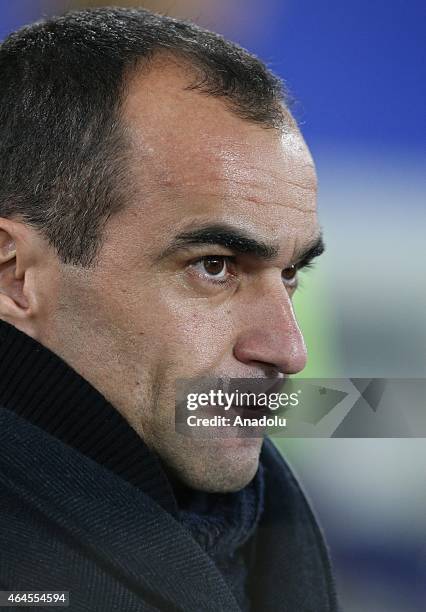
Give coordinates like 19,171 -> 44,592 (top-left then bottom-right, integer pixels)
0,7 -> 338,611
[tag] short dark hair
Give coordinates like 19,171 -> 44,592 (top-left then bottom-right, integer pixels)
0,7 -> 290,267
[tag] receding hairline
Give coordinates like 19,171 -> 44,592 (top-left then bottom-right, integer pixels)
120,49 -> 296,133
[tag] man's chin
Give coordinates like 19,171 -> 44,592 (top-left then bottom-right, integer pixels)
173,436 -> 264,493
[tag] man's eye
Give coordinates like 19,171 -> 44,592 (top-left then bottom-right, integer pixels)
282,264 -> 298,285
192,256 -> 230,280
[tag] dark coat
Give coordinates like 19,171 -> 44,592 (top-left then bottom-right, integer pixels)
0,407 -> 338,611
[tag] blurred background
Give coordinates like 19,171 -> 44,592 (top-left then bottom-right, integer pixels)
1,1 -> 425,610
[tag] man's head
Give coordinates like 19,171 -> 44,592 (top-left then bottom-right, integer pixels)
0,8 -> 322,492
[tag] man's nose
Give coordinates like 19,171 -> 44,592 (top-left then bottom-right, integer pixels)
233,280 -> 308,375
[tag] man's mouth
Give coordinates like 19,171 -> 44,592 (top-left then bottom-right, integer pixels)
227,403 -> 270,419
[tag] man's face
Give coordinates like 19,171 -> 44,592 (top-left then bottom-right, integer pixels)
47,59 -> 320,492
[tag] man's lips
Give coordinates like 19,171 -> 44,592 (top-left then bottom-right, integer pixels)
178,376 -> 288,416
228,403 -> 272,418
227,377 -> 286,404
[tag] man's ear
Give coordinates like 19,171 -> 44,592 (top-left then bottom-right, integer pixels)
0,218 -> 35,327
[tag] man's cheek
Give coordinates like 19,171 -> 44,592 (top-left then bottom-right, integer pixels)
160,314 -> 231,370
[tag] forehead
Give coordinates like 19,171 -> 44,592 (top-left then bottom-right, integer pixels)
120,57 -> 319,254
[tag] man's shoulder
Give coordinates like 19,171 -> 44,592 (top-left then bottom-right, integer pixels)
255,436 -> 339,611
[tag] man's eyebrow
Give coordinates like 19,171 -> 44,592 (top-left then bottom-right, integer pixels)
154,222 -> 325,266
294,234 -> 325,268
155,224 -> 279,261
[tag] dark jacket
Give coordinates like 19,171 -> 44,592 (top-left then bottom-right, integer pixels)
0,320 -> 339,611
